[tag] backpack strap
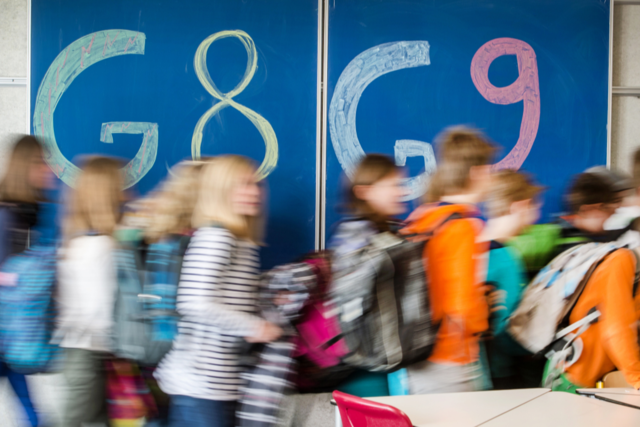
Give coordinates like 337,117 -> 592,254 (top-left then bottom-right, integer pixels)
178,233 -> 192,253
556,248 -> 619,332
558,246 -> 640,331
0,206 -> 13,264
431,212 -> 463,234
544,308 -> 600,387
554,308 -> 601,342
403,212 -> 464,242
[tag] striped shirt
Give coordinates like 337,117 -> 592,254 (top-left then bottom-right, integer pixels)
155,227 -> 263,401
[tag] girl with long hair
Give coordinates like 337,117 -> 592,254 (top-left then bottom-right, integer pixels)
155,155 -> 281,427
329,154 -> 407,397
56,156 -> 125,426
0,134 -> 54,427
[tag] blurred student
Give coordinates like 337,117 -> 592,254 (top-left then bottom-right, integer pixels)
553,172 -> 623,255
590,165 -> 639,232
508,168 -> 631,280
144,160 -> 205,245
329,154 -> 407,397
0,135 -> 55,258
0,135 -> 54,427
141,160 -> 205,425
142,160 -> 206,345
543,172 -> 640,391
403,126 -> 494,394
56,157 -> 125,426
480,170 -> 542,389
588,166 -> 640,251
599,156 -> 640,249
154,156 -> 281,427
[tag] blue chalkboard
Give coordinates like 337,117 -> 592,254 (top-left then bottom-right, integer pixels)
31,0 -> 319,268
326,0 -> 610,236
31,0 -> 612,258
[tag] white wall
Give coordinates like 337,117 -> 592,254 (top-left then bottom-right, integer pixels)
611,3 -> 640,175
0,0 -> 28,175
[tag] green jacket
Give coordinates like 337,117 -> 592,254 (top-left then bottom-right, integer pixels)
507,223 -> 589,279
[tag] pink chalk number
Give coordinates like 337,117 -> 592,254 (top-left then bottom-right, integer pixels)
471,38 -> 540,170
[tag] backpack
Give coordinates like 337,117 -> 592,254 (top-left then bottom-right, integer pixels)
112,234 -> 189,366
0,244 -> 59,374
508,242 -> 625,355
292,254 -> 354,392
112,239 -> 153,364
141,235 -> 190,356
0,202 -> 59,374
106,358 -> 157,425
330,229 -> 438,373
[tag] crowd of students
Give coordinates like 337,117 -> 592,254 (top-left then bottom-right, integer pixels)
1,127 -> 640,426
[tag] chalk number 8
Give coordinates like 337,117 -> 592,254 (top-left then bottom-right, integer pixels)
191,30 -> 278,180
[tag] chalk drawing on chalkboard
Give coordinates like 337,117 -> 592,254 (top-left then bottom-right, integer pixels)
470,38 -> 540,171
100,122 -> 158,187
394,140 -> 436,202
33,29 -> 156,188
328,41 -> 434,201
191,30 -> 278,181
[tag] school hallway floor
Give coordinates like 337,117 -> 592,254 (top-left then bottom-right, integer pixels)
1,374 -> 65,427
1,375 -> 334,427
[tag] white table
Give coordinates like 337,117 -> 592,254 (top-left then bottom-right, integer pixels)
334,388 -> 550,427
595,393 -> 640,410
480,391 -> 640,427
577,388 -> 640,397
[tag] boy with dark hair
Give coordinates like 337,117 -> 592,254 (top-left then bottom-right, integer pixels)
540,172 -> 640,391
554,171 -> 622,253
509,170 -> 626,278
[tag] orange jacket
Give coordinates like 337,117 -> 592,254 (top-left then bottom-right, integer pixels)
404,203 -> 489,364
565,249 -> 640,389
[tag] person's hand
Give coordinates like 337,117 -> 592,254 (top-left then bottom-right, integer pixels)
245,321 -> 282,343
274,291 -> 293,306
488,289 -> 508,313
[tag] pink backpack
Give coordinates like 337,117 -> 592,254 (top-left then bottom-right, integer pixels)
106,359 -> 157,425
293,255 -> 353,392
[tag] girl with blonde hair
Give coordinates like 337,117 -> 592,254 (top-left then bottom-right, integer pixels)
56,156 -> 125,427
155,155 -> 280,427
136,161 -> 206,423
143,160 -> 205,243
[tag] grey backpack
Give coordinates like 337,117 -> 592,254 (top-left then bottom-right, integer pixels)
508,242 -> 624,354
331,230 -> 437,372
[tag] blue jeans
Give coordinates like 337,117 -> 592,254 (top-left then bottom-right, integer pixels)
0,361 -> 38,427
168,395 -> 236,427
